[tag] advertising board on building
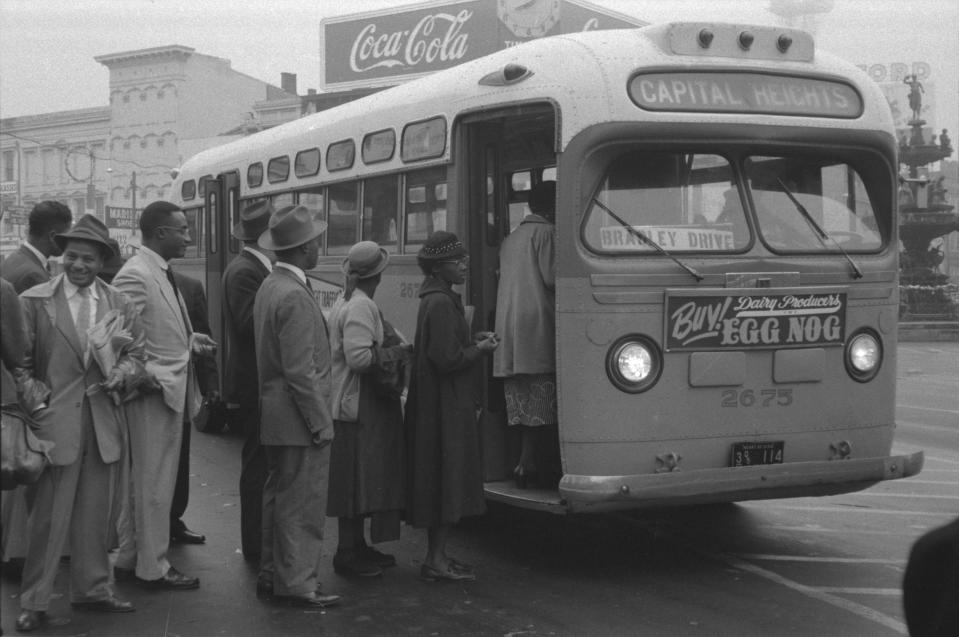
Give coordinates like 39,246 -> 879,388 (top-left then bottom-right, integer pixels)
105,205 -> 138,230
321,0 -> 644,91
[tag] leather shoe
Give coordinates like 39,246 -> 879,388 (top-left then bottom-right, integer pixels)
137,566 -> 199,590
420,563 -> 476,582
280,591 -> 341,608
14,609 -> 45,632
361,546 -> 397,568
333,551 -> 382,578
71,597 -> 135,613
171,527 -> 206,544
255,579 -> 274,599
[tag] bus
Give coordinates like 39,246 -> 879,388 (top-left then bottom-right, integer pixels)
172,21 -> 923,513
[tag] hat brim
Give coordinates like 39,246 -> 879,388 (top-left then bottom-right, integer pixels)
257,219 -> 328,251
341,248 -> 390,279
54,232 -> 118,257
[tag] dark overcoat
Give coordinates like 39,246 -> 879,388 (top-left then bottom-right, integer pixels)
1,245 -> 50,294
404,275 -> 485,528
221,250 -> 269,407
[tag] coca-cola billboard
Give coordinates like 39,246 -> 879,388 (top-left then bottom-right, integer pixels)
321,0 -> 644,90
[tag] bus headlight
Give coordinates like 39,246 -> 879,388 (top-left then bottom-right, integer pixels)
606,335 -> 662,393
845,329 -> 882,382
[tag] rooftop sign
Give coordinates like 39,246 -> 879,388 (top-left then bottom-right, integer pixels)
629,72 -> 863,118
320,0 -> 644,90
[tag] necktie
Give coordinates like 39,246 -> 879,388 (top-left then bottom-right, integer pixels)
76,286 -> 91,353
166,266 -> 191,333
166,266 -> 180,300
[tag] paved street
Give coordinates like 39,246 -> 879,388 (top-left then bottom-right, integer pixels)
2,342 -> 956,637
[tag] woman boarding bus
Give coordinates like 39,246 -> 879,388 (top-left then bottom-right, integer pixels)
173,21 -> 922,514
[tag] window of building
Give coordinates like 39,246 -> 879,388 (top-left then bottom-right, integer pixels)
2,150 -> 14,181
405,166 -> 447,248
362,175 -> 399,249
182,180 -> 196,201
327,181 -> 358,254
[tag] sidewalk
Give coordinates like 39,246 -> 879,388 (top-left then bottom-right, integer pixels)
0,430 -> 445,637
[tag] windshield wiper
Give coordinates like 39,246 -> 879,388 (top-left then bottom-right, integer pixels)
775,178 -> 863,280
591,198 -> 704,282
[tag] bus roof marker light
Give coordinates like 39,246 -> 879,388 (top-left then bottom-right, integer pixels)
478,63 -> 533,87
738,31 -> 754,51
777,34 -> 793,53
697,28 -> 714,49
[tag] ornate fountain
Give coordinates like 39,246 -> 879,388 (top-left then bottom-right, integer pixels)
897,74 -> 959,323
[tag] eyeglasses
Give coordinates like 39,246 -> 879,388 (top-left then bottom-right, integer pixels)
157,225 -> 190,236
438,257 -> 469,266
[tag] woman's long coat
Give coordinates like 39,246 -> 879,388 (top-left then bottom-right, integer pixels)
404,276 -> 485,528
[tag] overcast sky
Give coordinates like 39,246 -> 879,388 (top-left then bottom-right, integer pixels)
1,0 -> 956,153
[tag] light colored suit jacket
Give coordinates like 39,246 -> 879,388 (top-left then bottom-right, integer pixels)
254,267 -> 333,446
19,275 -> 146,466
112,249 -> 201,419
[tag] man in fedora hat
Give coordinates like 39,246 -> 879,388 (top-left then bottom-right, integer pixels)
112,201 -> 215,591
14,214 -> 144,631
253,205 -> 341,607
222,199 -> 274,562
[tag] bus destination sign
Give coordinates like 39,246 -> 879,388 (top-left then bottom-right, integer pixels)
629,72 -> 863,118
665,291 -> 847,351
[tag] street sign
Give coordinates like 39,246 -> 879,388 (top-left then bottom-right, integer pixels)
105,205 -> 139,229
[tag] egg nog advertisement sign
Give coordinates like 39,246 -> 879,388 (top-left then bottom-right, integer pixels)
321,0 -> 644,89
665,291 -> 847,351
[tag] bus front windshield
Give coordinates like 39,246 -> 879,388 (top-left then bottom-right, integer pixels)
583,151 -> 884,255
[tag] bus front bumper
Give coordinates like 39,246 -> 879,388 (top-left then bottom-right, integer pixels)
559,451 -> 924,513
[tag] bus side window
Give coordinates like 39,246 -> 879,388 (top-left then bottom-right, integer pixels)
297,188 -> 326,250
362,175 -> 399,249
404,166 -> 447,251
328,181 -> 359,255
271,192 -> 294,209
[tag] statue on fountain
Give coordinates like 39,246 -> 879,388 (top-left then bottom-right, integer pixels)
904,74 -> 924,122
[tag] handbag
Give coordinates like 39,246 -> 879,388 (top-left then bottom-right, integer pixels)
193,397 -> 229,434
369,317 -> 409,400
1,406 -> 54,490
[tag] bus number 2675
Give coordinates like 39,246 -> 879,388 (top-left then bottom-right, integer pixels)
721,388 -> 793,408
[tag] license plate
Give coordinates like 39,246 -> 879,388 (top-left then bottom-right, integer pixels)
731,441 -> 784,467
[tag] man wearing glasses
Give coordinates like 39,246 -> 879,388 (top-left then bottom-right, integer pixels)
112,201 -> 216,591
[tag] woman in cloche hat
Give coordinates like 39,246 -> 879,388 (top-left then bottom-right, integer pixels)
327,241 -> 410,578
403,231 -> 498,582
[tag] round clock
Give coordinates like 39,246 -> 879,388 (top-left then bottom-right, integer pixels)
497,0 -> 561,39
